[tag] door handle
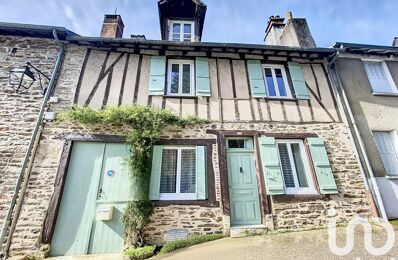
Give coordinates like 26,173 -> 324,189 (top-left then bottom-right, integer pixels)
240,167 -> 243,174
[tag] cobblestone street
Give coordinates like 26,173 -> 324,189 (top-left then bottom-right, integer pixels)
159,225 -> 398,260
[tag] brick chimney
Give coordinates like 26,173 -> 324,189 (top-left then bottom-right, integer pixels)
100,14 -> 124,38
393,37 -> 398,47
264,12 -> 316,48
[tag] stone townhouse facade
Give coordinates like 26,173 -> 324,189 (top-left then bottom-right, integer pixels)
0,0 -> 375,258
330,42 -> 398,220
0,24 -> 78,259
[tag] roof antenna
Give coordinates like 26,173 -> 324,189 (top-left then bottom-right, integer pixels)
114,0 -> 119,14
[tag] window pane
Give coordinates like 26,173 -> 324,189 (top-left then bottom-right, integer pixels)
182,64 -> 191,94
172,34 -> 180,41
171,64 -> 179,94
180,149 -> 196,193
183,24 -> 192,42
184,24 -> 191,33
264,68 -> 276,96
173,23 -> 180,33
278,143 -> 295,188
291,143 -> 308,187
160,149 -> 178,193
275,68 -> 287,96
228,140 -> 245,149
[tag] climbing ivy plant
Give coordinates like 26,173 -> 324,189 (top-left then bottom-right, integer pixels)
59,105 -> 206,247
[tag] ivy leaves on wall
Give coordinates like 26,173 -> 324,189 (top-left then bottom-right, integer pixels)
59,105 -> 206,247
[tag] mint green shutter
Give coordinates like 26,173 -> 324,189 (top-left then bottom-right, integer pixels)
247,60 -> 267,98
149,56 -> 166,96
149,145 -> 163,200
259,136 -> 285,195
288,62 -> 309,100
307,138 -> 338,194
196,146 -> 207,200
195,58 -> 211,96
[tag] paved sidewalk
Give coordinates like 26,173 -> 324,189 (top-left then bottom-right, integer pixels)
158,225 -> 398,260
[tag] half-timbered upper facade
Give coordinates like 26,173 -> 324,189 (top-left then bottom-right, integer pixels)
1,1 -> 374,258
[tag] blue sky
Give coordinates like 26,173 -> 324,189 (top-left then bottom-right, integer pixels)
1,0 -> 397,47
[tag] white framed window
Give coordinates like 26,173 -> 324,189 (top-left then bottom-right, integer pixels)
276,139 -> 317,194
167,59 -> 195,96
159,146 -> 197,200
373,131 -> 398,177
363,60 -> 398,94
262,64 -> 292,98
169,20 -> 195,42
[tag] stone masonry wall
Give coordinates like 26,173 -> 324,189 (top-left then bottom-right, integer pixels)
7,44 -> 372,257
9,121 -> 371,256
0,36 -> 59,234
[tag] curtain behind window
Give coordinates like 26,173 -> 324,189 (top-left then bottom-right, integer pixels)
160,149 -> 178,193
180,149 -> 196,193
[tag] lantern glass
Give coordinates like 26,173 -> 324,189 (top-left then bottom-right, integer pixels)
8,66 -> 36,92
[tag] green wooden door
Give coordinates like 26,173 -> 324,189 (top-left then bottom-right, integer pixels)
89,143 -> 132,254
51,142 -> 132,256
51,142 -> 105,256
227,140 -> 261,226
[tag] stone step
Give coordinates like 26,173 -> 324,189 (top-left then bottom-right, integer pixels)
230,225 -> 268,238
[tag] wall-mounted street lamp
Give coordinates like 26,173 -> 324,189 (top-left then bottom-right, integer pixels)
8,62 -> 50,94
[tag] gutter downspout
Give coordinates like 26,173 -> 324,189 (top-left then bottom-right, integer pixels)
0,29 -> 65,259
327,51 -> 388,221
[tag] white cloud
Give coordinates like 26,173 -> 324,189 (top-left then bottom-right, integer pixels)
64,5 -> 85,35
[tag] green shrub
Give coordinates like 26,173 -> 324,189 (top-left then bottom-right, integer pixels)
159,234 -> 224,254
121,200 -> 154,247
124,246 -> 155,260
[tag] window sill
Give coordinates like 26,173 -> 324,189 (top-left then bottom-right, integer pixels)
257,97 -> 298,101
153,200 -> 220,207
159,194 -> 197,201
372,92 -> 398,97
272,194 -> 327,203
164,95 -> 198,99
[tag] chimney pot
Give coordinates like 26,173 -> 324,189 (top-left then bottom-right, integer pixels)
100,14 -> 124,38
393,37 -> 398,47
264,12 -> 316,48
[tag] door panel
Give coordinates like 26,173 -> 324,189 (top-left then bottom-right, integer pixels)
89,203 -> 125,254
227,151 -> 261,226
96,143 -> 133,202
89,143 -> 132,254
242,154 -> 254,184
51,142 -> 105,256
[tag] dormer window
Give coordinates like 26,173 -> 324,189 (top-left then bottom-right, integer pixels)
169,21 -> 195,42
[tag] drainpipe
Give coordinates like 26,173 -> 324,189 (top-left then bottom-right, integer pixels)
0,29 -> 65,259
327,51 -> 388,221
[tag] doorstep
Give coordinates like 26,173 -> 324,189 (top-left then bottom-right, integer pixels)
230,224 -> 268,238
47,254 -> 124,260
